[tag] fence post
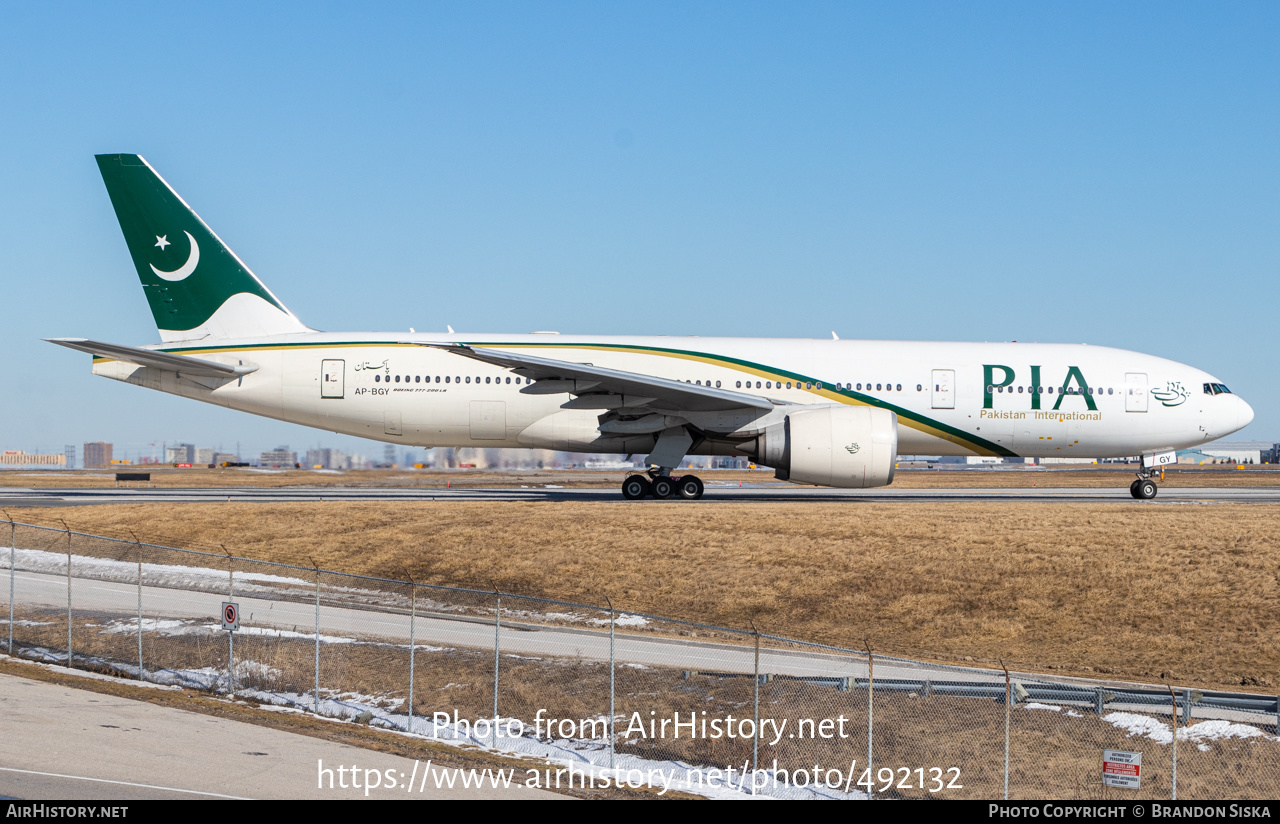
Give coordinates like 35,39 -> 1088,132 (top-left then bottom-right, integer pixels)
5,511 -> 13,657
1000,659 -> 1011,800
60,519 -> 71,669
312,559 -> 320,715
751,620 -> 760,777
492,585 -> 501,749
223,546 -> 234,694
407,572 -> 416,732
605,594 -> 615,772
866,638 -> 874,800
129,531 -> 143,678
1167,684 -> 1179,801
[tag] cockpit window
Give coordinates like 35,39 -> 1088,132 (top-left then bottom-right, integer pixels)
1204,383 -> 1232,395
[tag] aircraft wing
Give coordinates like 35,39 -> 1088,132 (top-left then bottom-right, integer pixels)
414,343 -> 774,412
46,338 -> 259,378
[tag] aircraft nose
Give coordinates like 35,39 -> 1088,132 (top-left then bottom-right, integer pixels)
1238,396 -> 1255,431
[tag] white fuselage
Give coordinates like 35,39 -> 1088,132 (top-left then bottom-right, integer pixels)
92,332 -> 1254,460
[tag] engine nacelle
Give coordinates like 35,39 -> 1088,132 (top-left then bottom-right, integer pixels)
738,405 -> 898,488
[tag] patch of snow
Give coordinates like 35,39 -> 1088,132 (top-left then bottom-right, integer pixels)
589,614 -> 649,627
1103,713 -> 1272,746
1024,703 -> 1062,712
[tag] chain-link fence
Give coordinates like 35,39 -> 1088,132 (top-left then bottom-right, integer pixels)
3,518 -> 1278,799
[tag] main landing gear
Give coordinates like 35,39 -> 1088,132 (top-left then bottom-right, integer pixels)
621,470 -> 704,500
1129,473 -> 1159,500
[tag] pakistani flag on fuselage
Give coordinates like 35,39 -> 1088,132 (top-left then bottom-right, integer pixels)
95,154 -> 309,342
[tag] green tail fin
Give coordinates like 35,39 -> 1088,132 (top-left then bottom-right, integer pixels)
95,154 -> 309,342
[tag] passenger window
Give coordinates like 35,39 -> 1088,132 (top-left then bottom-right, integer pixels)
394,375 -> 400,383
375,374 -> 381,382
896,384 -> 901,391
1107,387 -> 1113,395
716,380 -> 721,388
756,381 -> 761,388
766,382 -> 772,389
916,384 -> 922,391
876,383 -> 881,391
815,382 -> 822,390
856,383 -> 862,390
506,377 -> 511,384
415,376 -> 420,383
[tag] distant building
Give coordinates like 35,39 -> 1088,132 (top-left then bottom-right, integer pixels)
165,444 -> 195,464
194,447 -> 214,465
64,445 -> 76,470
1198,440 -> 1268,464
83,442 -> 113,468
212,452 -> 238,465
259,447 -> 297,467
306,448 -> 332,469
1265,444 -> 1280,464
0,450 -> 66,467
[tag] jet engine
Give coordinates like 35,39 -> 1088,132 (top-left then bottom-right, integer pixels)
736,405 -> 898,488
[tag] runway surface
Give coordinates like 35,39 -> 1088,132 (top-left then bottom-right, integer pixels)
2,483 -> 1279,506
0,670 -> 555,800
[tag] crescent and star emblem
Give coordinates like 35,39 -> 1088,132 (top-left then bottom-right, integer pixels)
150,230 -> 200,281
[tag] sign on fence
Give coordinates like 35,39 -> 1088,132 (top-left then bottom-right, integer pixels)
221,601 -> 240,631
1102,749 -> 1142,789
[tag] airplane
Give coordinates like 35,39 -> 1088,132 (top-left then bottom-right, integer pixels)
50,154 -> 1255,500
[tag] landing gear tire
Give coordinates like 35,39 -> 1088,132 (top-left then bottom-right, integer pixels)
650,476 -> 675,499
676,474 -> 704,500
622,475 -> 651,500
1136,479 -> 1158,500
1129,480 -> 1141,499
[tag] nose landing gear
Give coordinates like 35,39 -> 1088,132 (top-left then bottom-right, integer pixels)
1129,474 -> 1159,499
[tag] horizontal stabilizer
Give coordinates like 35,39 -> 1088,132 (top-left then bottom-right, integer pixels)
46,338 -> 258,378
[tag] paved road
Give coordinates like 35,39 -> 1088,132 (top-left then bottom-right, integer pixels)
0,671 -> 557,799
2,484 -> 1278,506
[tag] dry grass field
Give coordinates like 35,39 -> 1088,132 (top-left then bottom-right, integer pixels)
10,498 -> 1280,691
2,464 -> 1278,489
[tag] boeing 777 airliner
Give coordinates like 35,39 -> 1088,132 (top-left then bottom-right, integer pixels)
50,155 -> 1254,500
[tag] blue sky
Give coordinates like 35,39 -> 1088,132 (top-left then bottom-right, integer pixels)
1,1 -> 1276,459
